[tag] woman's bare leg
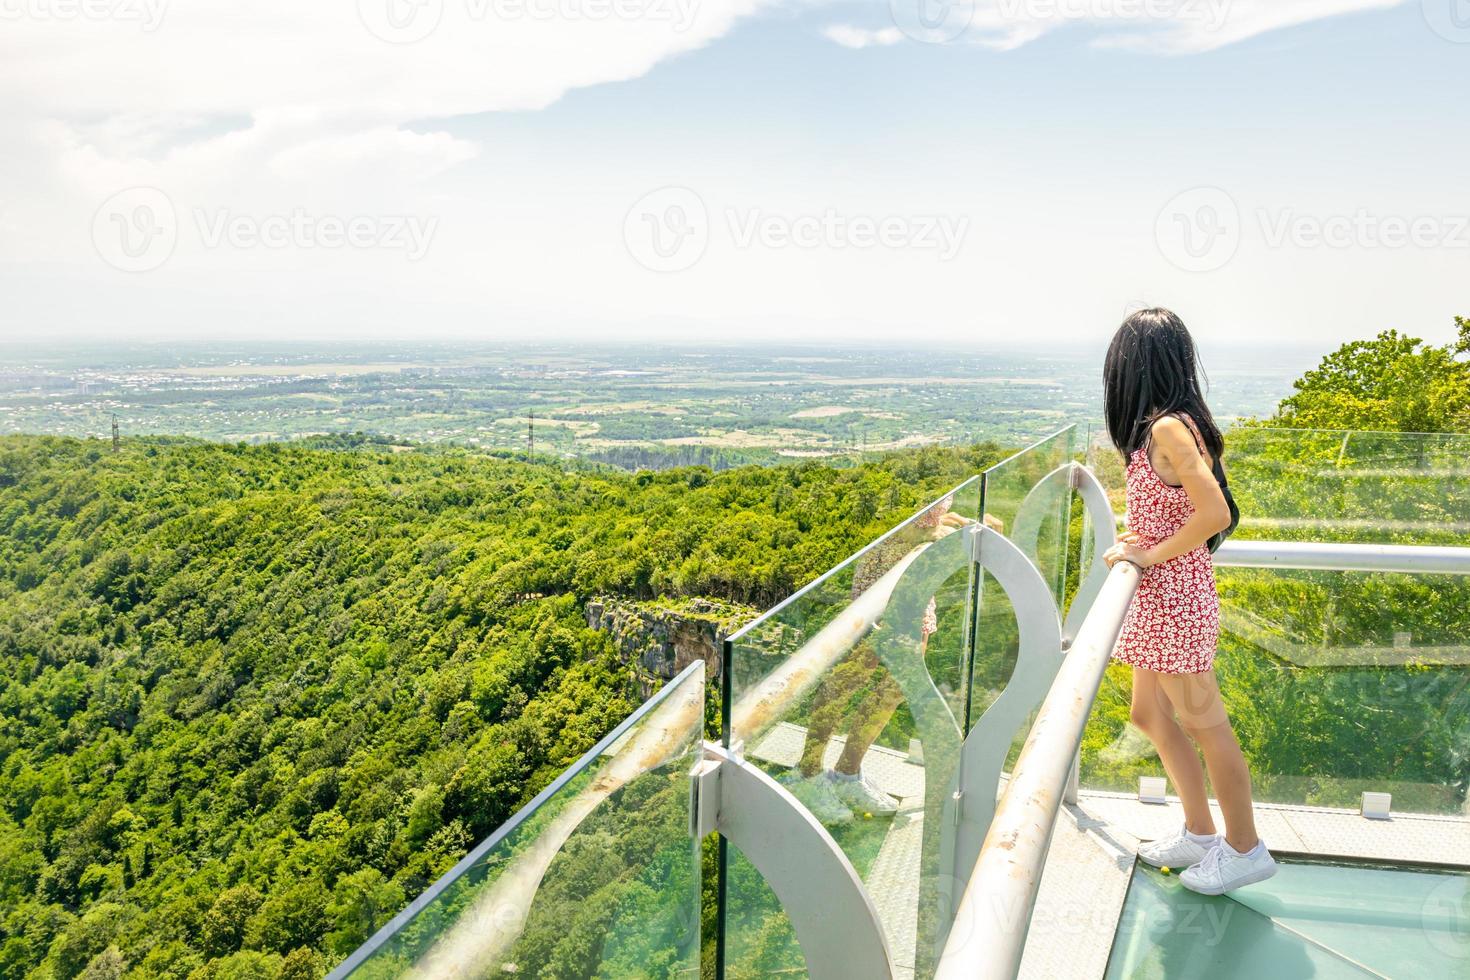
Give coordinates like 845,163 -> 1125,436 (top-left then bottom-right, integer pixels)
1157,670 -> 1260,852
1130,668 -> 1216,836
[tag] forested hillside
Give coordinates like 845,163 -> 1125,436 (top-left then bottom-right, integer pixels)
0,437 -> 1002,978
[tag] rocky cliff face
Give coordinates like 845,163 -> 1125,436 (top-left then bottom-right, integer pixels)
585,596 -> 755,696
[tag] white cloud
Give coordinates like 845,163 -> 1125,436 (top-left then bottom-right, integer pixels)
0,0 -> 772,205
1087,0 -> 1409,54
2,2 -> 770,121
825,0 -> 1411,55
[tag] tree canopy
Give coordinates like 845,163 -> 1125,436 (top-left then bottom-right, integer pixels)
0,436 -> 1001,978
1268,315 -> 1469,433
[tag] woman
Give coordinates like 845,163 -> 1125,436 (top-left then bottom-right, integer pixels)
1101,308 -> 1277,895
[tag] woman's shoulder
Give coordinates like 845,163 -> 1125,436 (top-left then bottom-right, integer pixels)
1148,413 -> 1210,463
1148,414 -> 1194,441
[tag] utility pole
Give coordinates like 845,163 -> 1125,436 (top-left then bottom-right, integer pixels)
527,412 -> 535,460
111,414 -> 120,453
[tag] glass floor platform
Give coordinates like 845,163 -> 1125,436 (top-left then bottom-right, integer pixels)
1106,857 -> 1470,978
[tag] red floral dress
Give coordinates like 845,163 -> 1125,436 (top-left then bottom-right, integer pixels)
1111,446 -> 1220,674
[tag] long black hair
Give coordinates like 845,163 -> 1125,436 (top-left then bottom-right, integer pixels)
1104,308 -> 1224,462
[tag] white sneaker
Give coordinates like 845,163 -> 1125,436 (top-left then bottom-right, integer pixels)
778,770 -> 853,824
1180,839 -> 1278,895
1138,824 -> 1217,869
828,771 -> 899,815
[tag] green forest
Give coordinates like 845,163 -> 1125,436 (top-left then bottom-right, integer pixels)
0,431 -> 1002,978
1,318 -> 1464,979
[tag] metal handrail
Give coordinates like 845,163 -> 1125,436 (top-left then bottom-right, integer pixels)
1214,539 -> 1470,575
933,561 -> 1142,980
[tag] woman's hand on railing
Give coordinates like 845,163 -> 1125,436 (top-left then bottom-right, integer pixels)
1104,530 -> 1157,569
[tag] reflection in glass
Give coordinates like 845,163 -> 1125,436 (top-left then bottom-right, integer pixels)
336,663 -> 705,979
721,480 -> 980,978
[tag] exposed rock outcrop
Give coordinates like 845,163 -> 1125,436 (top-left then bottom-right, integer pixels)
585,596 -> 755,696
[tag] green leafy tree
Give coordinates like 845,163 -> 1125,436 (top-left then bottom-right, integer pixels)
1270,316 -> 1470,432
201,885 -> 263,958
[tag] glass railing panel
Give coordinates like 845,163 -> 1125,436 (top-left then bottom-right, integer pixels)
721,478 -> 981,978
978,426 -> 1077,605
968,426 -> 1076,729
332,662 -> 705,980
1220,566 -> 1468,814
1226,427 -> 1470,546
1081,566 -> 1469,816
1087,426 -> 1470,547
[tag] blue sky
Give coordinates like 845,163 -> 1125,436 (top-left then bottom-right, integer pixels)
1,0 -> 1466,350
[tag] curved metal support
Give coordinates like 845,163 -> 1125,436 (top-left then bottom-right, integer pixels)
1064,464 -> 1119,645
939,525 -> 1064,944
702,743 -> 897,980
